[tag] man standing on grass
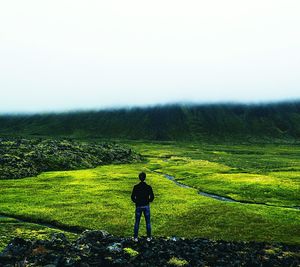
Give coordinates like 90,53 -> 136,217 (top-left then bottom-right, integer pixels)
131,172 -> 154,242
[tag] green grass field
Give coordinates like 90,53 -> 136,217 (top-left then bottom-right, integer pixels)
0,141 -> 299,249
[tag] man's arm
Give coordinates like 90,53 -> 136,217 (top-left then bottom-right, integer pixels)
149,186 -> 154,202
131,186 -> 136,203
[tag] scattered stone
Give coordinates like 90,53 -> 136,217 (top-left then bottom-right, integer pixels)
170,236 -> 180,242
0,230 -> 299,266
0,237 -> 32,259
76,230 -> 111,244
107,242 -> 122,253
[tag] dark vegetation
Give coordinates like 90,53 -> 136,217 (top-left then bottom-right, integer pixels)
1,230 -> 299,267
0,102 -> 300,141
0,138 -> 142,179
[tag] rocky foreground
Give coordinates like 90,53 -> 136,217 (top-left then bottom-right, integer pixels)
0,231 -> 299,267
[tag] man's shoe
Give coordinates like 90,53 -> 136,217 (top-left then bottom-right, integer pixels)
146,237 -> 152,242
133,237 -> 138,242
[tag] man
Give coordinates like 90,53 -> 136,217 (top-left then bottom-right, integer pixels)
131,172 -> 154,241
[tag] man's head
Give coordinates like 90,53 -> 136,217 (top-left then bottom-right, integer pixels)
139,172 -> 146,182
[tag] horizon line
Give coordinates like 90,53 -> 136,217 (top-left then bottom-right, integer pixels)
1,99 -> 300,116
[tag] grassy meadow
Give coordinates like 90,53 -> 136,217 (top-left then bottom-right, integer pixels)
132,142 -> 300,207
0,141 -> 299,249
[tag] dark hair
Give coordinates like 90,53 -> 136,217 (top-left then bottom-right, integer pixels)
139,172 -> 146,181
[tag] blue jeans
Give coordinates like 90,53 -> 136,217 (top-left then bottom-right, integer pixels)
134,205 -> 151,238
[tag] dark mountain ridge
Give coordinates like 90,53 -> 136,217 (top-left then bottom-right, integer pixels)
0,102 -> 300,141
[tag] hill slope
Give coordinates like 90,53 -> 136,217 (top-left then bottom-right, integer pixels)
0,102 -> 300,141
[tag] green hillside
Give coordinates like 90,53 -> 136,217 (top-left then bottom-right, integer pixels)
0,102 -> 300,141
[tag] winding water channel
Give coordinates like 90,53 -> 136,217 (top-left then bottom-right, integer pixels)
1,171 -> 298,232
155,171 -> 300,210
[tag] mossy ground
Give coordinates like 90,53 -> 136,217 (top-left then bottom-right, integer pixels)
0,216 -> 76,249
0,141 -> 299,250
0,138 -> 141,179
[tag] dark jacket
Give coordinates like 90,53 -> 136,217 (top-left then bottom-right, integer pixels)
131,181 -> 154,207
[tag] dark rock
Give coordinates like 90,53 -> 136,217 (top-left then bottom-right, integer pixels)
0,237 -> 32,259
76,230 -> 111,244
0,231 -> 299,267
107,242 -> 122,253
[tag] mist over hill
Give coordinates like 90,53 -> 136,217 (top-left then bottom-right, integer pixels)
0,102 -> 300,141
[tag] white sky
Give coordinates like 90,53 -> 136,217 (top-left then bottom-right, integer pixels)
0,0 -> 300,113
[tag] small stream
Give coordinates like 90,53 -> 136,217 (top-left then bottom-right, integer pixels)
1,172 -> 298,231
162,173 -> 238,202
156,171 -> 300,210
